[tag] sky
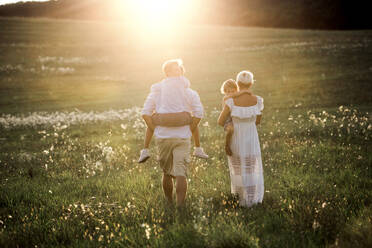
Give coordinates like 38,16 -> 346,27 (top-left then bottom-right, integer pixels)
0,0 -> 48,5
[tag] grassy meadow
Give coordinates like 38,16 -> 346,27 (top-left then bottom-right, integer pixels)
0,17 -> 371,247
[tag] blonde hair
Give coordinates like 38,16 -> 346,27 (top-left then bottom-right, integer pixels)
162,59 -> 184,76
220,79 -> 237,94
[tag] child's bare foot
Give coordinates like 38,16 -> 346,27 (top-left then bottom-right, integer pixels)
225,144 -> 233,156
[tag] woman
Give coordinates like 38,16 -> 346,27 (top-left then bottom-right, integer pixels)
217,71 -> 264,207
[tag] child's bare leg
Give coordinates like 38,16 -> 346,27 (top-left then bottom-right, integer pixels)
192,126 -> 209,158
192,126 -> 201,147
225,124 -> 234,156
144,127 -> 154,149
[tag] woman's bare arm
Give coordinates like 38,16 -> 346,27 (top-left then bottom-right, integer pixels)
217,104 -> 231,127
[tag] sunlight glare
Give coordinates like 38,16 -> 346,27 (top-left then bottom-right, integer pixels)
128,0 -> 192,29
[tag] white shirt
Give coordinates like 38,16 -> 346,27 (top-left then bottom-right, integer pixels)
141,76 -> 204,139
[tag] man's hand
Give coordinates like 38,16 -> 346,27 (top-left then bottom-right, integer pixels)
142,115 -> 156,131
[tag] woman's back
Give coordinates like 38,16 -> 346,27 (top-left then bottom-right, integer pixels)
232,94 -> 257,107
225,94 -> 263,124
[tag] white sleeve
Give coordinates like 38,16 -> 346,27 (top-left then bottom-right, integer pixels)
141,84 -> 160,116
183,77 -> 191,88
257,96 -> 264,112
225,98 -> 234,110
187,89 -> 204,118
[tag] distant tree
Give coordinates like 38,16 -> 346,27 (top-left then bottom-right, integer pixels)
0,0 -> 370,29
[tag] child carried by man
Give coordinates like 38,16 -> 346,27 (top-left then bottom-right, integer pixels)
138,59 -> 208,163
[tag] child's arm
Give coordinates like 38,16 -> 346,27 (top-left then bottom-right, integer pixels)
223,95 -> 230,101
218,104 -> 231,127
222,90 -> 251,102
231,89 -> 252,98
222,97 -> 228,109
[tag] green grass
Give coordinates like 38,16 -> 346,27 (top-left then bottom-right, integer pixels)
0,17 -> 371,247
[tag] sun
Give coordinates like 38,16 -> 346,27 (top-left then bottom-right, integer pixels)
128,0 -> 192,28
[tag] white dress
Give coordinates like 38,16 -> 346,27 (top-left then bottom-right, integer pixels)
225,96 -> 264,207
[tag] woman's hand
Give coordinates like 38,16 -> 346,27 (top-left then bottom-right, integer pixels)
256,115 -> 262,125
225,144 -> 233,156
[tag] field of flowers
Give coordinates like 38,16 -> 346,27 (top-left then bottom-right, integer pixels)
0,17 -> 371,247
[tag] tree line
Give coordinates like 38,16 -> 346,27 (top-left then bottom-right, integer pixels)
0,0 -> 370,30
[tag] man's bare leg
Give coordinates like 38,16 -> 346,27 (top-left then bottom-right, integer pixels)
175,176 -> 187,206
162,174 -> 174,204
192,126 -> 209,158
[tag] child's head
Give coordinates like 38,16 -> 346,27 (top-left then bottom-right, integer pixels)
220,79 -> 238,95
162,59 -> 185,77
236,70 -> 254,90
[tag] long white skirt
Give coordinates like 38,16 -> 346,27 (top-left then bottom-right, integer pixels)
227,119 -> 264,207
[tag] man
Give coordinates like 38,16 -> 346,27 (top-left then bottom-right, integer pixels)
141,59 -> 204,206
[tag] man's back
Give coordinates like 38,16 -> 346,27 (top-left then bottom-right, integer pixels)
152,76 -> 190,114
142,76 -> 203,139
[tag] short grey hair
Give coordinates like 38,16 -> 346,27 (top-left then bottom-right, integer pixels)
236,70 -> 254,84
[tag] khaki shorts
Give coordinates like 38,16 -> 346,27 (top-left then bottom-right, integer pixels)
156,138 -> 191,178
